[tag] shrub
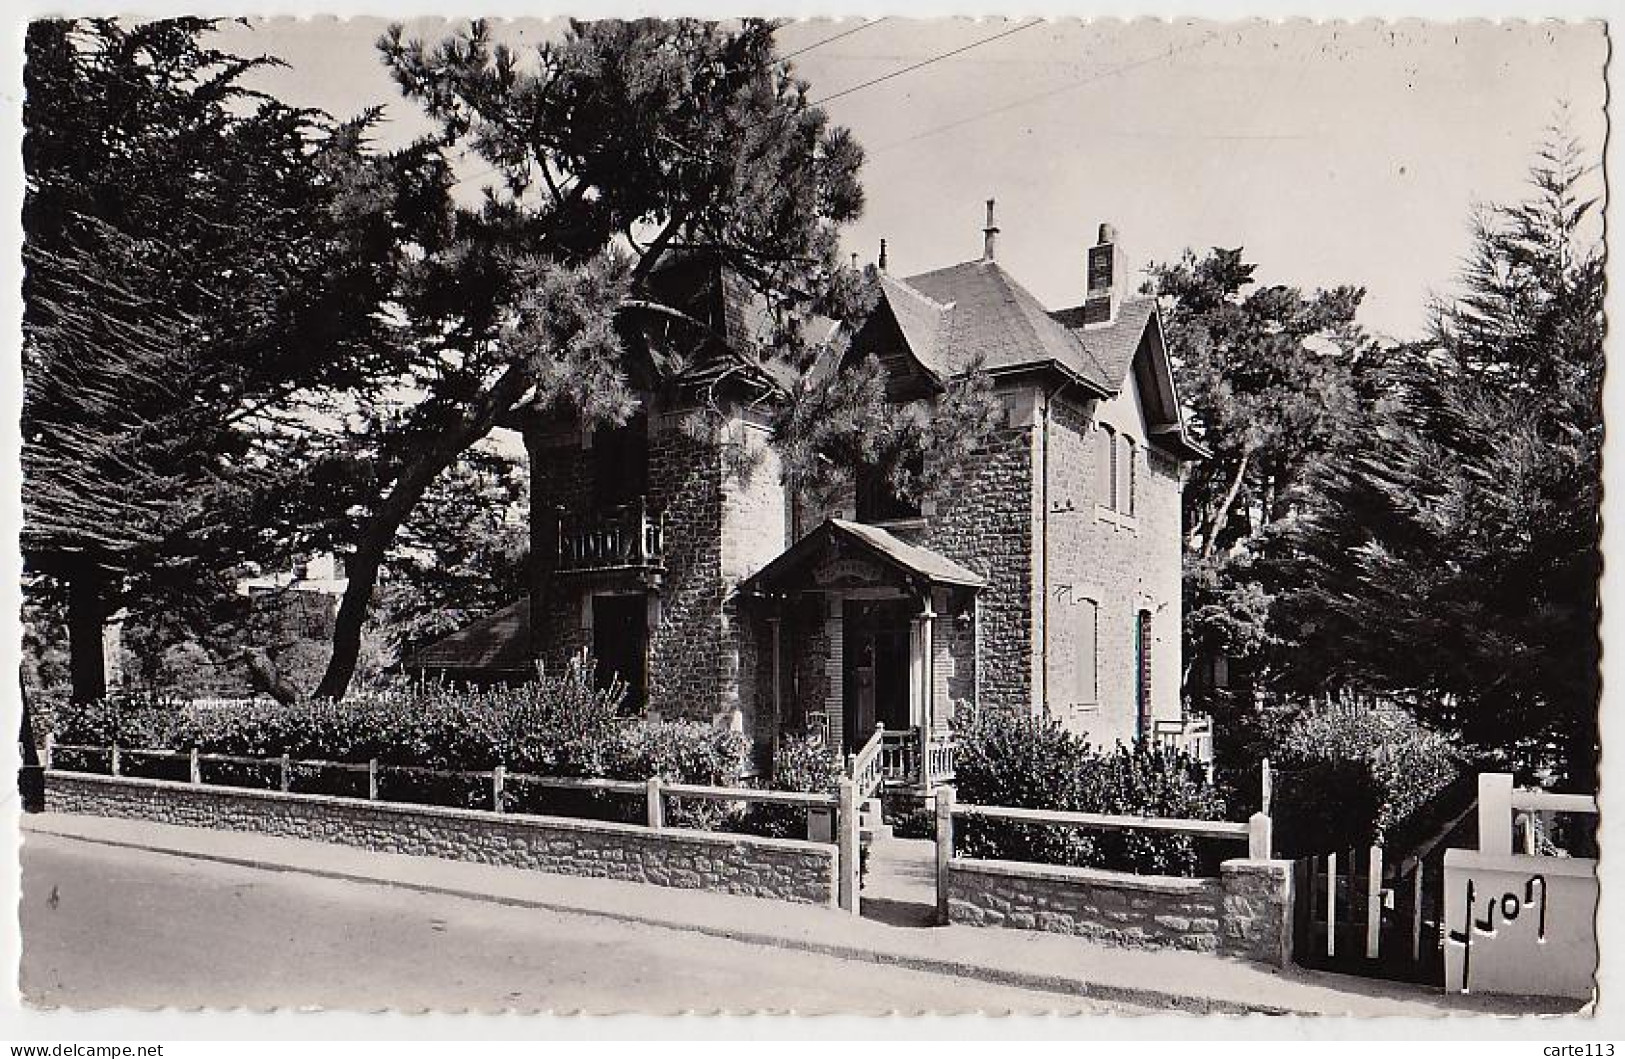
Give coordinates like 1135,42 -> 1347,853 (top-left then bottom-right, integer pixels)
1268,700 -> 1468,857
952,712 -> 1227,876
46,652 -> 753,822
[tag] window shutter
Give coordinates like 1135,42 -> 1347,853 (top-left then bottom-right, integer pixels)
1097,425 -> 1117,508
1074,598 -> 1099,706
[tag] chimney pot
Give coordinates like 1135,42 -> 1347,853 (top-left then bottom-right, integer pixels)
982,198 -> 1000,261
1083,221 -> 1127,326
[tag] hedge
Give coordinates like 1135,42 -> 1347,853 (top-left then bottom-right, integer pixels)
951,712 -> 1228,877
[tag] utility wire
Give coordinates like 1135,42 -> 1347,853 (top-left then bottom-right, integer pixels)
868,30 -> 1223,155
807,19 -> 1045,109
778,19 -> 887,62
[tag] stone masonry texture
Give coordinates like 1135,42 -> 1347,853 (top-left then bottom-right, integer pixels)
947,856 -> 1291,966
47,772 -> 838,906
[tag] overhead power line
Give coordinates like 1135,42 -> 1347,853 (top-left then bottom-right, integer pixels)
869,30 -> 1223,155
807,19 -> 1045,109
778,19 -> 887,62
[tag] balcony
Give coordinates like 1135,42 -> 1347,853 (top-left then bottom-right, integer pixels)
555,497 -> 666,575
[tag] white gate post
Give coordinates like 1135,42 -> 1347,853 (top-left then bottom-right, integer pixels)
935,786 -> 956,924
1477,772 -> 1514,855
1248,811 -> 1272,859
368,759 -> 379,801
492,766 -> 506,814
110,745 -> 120,777
279,753 -> 291,793
42,734 -> 53,771
189,748 -> 200,786
837,778 -> 860,915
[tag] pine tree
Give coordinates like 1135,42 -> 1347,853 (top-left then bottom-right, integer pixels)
312,19 -> 998,699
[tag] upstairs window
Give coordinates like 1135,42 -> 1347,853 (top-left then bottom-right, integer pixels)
856,453 -> 923,524
1095,424 -> 1117,508
593,412 -> 649,509
1121,435 -> 1137,517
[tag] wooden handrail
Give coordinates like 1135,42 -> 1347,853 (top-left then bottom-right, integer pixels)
954,802 -> 1251,841
847,723 -> 886,801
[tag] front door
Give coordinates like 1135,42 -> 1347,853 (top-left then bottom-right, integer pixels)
842,599 -> 912,753
593,594 -> 647,711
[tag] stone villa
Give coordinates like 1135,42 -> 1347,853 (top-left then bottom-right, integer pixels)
409,208 -> 1210,783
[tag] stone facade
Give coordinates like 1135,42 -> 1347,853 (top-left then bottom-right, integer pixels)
947,856 -> 1292,966
47,771 -> 838,906
503,248 -> 1199,765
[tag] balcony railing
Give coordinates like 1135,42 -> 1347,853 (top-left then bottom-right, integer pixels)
1153,716 -> 1214,767
555,497 -> 665,573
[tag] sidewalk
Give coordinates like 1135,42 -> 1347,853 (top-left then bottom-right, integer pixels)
22,812 -> 1583,1017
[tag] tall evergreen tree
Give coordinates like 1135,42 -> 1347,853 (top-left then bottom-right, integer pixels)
21,18 -> 411,700
1282,124 -> 1603,786
1147,248 -> 1376,728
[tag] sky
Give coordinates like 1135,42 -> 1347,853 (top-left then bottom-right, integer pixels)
214,17 -> 1608,342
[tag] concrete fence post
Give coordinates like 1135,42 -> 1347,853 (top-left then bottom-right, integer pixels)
646,777 -> 664,830
934,785 -> 956,925
42,735 -> 53,771
1248,811 -> 1272,860
189,748 -> 200,786
279,753 -> 291,793
111,745 -> 120,777
837,778 -> 860,915
1478,772 -> 1514,855
368,759 -> 379,801
492,766 -> 506,814
1260,757 -> 1272,817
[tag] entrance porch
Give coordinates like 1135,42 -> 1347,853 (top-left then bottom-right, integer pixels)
739,519 -> 982,796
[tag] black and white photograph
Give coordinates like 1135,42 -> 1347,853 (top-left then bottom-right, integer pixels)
7,9 -> 1612,1031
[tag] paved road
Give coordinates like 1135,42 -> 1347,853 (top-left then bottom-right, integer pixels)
21,833 -> 1141,1014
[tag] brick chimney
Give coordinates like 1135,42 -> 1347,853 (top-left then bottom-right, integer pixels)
1082,222 -> 1128,326
982,198 -> 1000,261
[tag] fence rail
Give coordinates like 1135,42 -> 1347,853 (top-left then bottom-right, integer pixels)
41,738 -> 836,813
953,801 -> 1257,844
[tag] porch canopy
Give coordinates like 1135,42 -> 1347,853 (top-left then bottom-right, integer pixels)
737,518 -> 984,600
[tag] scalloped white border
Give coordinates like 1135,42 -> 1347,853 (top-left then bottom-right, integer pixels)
0,5 -> 1616,1046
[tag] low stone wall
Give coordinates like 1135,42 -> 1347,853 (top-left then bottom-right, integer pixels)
947,856 -> 1292,965
46,771 -> 837,907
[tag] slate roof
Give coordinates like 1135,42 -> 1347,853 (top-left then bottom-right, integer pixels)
739,517 -> 985,595
402,598 -> 531,676
899,260 -> 1114,392
1050,295 -> 1161,391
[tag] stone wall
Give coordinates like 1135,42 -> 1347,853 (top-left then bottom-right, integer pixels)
947,856 -> 1292,966
48,771 -> 838,907
1037,384 -> 1185,745
912,417 -> 1036,719
645,413 -> 726,721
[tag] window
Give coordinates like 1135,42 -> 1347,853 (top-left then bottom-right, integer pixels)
1121,436 -> 1137,517
1134,609 -> 1153,740
1073,597 -> 1099,707
856,453 -> 923,524
1095,424 -> 1116,507
593,412 -> 649,509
